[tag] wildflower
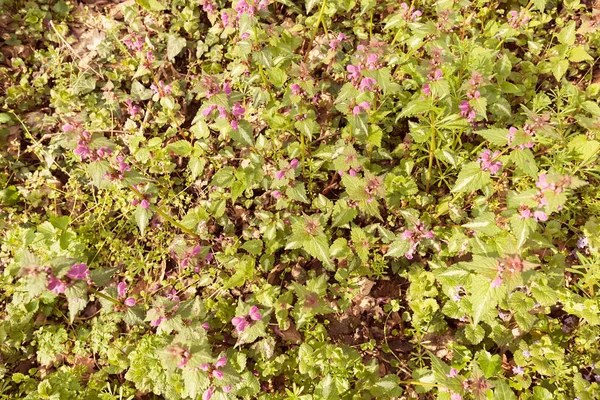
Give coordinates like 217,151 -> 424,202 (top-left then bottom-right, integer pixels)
522,350 -> 531,358
67,263 -> 90,280
577,237 -> 589,249
223,385 -> 232,393
507,126 -> 517,144
222,11 -> 232,27
125,99 -> 140,118
422,83 -> 431,96
62,123 -> 75,132
359,77 -> 376,92
151,316 -> 166,327
74,131 -> 92,160
146,51 -> 155,62
428,69 -> 443,81
222,81 -> 232,96
117,282 -> 127,299
329,33 -> 346,50
124,297 -> 137,307
202,105 -> 217,117
519,208 -> 532,219
232,306 -> 262,332
202,386 -> 214,400
123,36 -> 144,52
365,53 -> 378,70
202,322 -> 210,330
346,64 -> 362,81
533,210 -> 548,222
289,159 -> 299,169
200,357 -> 227,379
150,81 -> 172,97
352,101 -> 371,116
47,276 -> 67,294
459,100 -> 476,122
447,368 -> 459,378
512,365 -> 525,375
450,394 -> 462,400
117,155 -> 131,173
290,83 -> 303,96
181,245 -> 202,267
491,276 -> 503,288
477,149 -> 502,175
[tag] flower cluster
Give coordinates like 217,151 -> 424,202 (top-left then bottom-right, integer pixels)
477,149 -> 502,175
399,3 -> 423,21
117,282 -> 136,307
199,357 -> 227,379
507,9 -> 530,29
401,221 -> 434,260
202,102 -> 245,129
232,306 -> 262,332
47,263 -> 90,294
151,80 -> 172,97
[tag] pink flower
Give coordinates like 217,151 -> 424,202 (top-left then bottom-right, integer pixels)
230,120 -> 239,130
272,190 -> 282,199
117,155 -> 131,173
126,99 -> 139,117
366,54 -> 378,70
533,210 -> 548,222
117,282 -> 127,299
507,126 -> 517,144
232,102 -> 245,118
451,394 -> 462,400
447,368 -> 459,378
202,386 -> 214,400
151,316 -> 166,327
62,123 -> 75,132
140,199 -> 150,209
422,84 -> 431,96
520,208 -> 532,219
202,105 -> 217,117
275,170 -> 285,180
491,276 -> 503,288
348,169 -> 356,176
352,101 -> 371,116
213,370 -> 224,379
222,81 -> 232,95
67,263 -> 90,280
359,77 -> 376,92
215,357 -> 227,368
290,83 -> 302,95
329,33 -> 346,50
124,297 -> 137,307
289,159 -> 299,169
202,322 -> 211,330
232,306 -> 262,332
346,64 -> 361,81
199,363 -> 210,371
240,31 -> 250,40
47,276 -> 67,294
401,230 -> 414,240
223,385 -> 232,393
459,100 -> 476,122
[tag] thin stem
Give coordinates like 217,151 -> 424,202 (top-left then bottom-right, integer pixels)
89,287 -> 120,305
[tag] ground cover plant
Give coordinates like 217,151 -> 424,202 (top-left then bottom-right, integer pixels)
2,0 -> 600,398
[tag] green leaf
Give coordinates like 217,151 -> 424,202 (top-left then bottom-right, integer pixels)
71,76 -> 96,95
232,119 -> 254,147
167,34 -> 187,61
136,0 -> 166,11
241,239 -> 263,255
65,281 -> 88,323
477,350 -> 502,378
181,368 -> 210,399
286,183 -> 310,203
451,162 -> 491,193
510,214 -> 537,249
475,128 -> 509,146
370,374 -> 403,397
0,113 -> 11,124
462,212 -> 501,235
531,284 -> 558,307
552,58 -> 569,81
211,167 -> 235,187
399,99 -> 431,118
224,257 -> 255,290
582,101 -> 600,117
510,149 -> 538,177
468,275 -> 498,325
332,201 -> 358,227
305,235 -> 333,270
385,240 -> 410,258
131,81 -> 153,101
166,140 -> 192,156
134,206 -> 150,236
569,46 -> 593,62
188,157 -> 206,180
558,21 -> 576,45
494,380 -> 518,400
267,67 -> 288,88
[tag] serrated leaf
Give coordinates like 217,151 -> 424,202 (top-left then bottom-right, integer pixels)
494,380 -> 518,400
232,119 -> 254,147
399,99 -> 431,118
166,140 -> 192,156
305,0 -> 320,14
224,257 -> 255,290
582,101 -> 600,117
71,76 -> 96,95
305,235 -> 333,269
510,149 -> 538,177
531,284 -> 558,307
469,275 -> 498,326
558,21 -> 576,45
552,59 -> 569,81
385,240 -> 410,258
370,374 -> 403,397
332,202 -> 358,227
452,162 -> 491,193
241,239 -> 263,255
65,281 -> 88,323
569,46 -> 593,62
477,351 -> 502,378
462,213 -> 501,235
510,214 -> 537,249
0,113 -> 11,124
476,128 -> 509,146
286,182 -> 310,203
267,67 -> 288,88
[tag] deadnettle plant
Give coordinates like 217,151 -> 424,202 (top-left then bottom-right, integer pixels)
232,306 -> 262,332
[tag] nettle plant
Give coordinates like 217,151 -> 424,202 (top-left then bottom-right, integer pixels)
2,0 -> 600,399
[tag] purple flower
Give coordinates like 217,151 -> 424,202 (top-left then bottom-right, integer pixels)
512,365 -> 525,375
117,155 -> 131,173
290,83 -> 302,95
232,306 -> 261,332
202,105 -> 217,117
522,350 -> 531,358
446,368 -> 459,377
48,276 -> 67,294
459,100 -> 476,122
422,83 -> 431,96
67,263 -> 90,280
450,394 -> 462,400
62,123 -> 75,132
366,53 -> 378,70
491,276 -> 503,288
533,210 -> 548,222
230,120 -> 239,130
124,297 -> 137,307
202,322 -> 210,330
117,282 -> 127,299
275,170 -> 285,180
577,237 -> 589,249
222,81 -> 232,95
232,102 -> 245,118
401,230 -> 414,240
151,316 -> 166,327
202,386 -> 214,400
289,159 -> 299,169
272,190 -> 282,199
346,64 -> 361,81
359,77 -> 376,92
140,199 -> 150,209
477,149 -> 502,175
223,385 -> 232,393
